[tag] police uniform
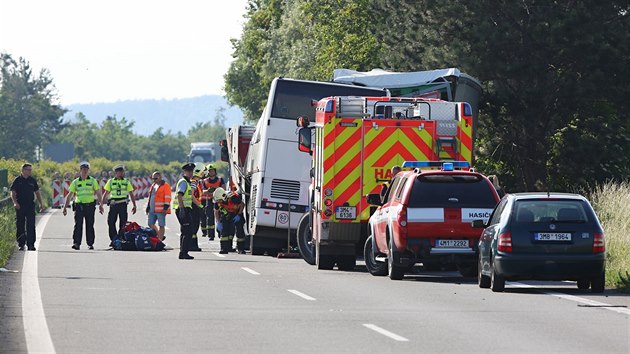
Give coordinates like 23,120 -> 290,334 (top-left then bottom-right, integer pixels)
68,171 -> 100,249
174,163 -> 195,260
215,192 -> 245,254
104,165 -> 135,245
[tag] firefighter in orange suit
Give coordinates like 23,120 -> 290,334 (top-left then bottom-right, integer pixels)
213,187 -> 245,254
200,164 -> 225,240
188,165 -> 204,252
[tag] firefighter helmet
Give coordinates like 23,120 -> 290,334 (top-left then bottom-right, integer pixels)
213,187 -> 228,201
206,163 -> 216,171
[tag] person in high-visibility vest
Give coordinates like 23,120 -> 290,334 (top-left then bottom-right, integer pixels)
200,163 -> 225,240
62,161 -> 104,250
146,171 -> 171,241
173,163 -> 196,260
102,165 -> 137,247
213,187 -> 246,254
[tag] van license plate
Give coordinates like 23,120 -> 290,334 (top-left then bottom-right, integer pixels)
335,206 -> 356,220
535,232 -> 572,241
435,240 -> 469,248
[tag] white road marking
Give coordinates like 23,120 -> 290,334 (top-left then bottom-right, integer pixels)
510,282 -> 630,316
213,252 -> 226,258
287,289 -> 316,301
362,324 -> 409,342
241,267 -> 260,275
22,211 -> 56,354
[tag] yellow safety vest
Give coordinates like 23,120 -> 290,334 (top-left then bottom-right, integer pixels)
172,177 -> 192,209
105,177 -> 133,200
70,176 -> 99,203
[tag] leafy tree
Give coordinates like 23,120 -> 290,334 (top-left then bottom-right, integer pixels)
0,53 -> 66,160
371,0 -> 630,191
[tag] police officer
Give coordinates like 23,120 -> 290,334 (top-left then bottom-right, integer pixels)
62,162 -> 104,250
10,163 -> 45,251
213,187 -> 246,254
173,163 -> 196,260
102,165 -> 137,247
200,163 -> 225,240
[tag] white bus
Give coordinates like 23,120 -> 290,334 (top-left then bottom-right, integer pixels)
240,78 -> 388,256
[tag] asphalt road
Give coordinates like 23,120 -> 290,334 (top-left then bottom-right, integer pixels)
1,205 -> 629,353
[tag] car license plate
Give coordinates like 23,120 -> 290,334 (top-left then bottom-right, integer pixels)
435,239 -> 469,248
335,206 -> 356,220
534,232 -> 572,241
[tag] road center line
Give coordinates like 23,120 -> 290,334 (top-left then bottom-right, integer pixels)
241,267 -> 260,275
510,282 -> 630,316
22,211 -> 56,354
363,324 -> 409,342
213,252 -> 226,258
287,289 -> 316,301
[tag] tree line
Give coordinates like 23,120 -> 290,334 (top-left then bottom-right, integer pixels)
0,52 -> 227,166
224,0 -> 630,192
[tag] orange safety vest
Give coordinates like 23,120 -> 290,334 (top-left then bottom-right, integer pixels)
151,182 -> 172,214
192,182 -> 203,204
201,177 -> 224,201
217,193 -> 242,215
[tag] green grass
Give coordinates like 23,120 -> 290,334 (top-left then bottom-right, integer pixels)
0,204 -> 15,268
588,181 -> 630,292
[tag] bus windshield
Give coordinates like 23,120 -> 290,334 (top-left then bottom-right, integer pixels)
271,79 -> 387,120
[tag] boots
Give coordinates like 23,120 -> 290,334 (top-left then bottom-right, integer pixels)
237,241 -> 246,254
219,240 -> 230,254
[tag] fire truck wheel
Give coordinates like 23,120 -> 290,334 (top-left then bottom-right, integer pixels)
297,212 -> 316,265
364,236 -> 387,276
336,255 -> 356,271
318,255 -> 335,270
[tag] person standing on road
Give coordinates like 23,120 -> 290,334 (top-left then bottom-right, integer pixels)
10,163 -> 45,251
188,165 -> 204,252
213,187 -> 246,254
101,165 -> 136,247
62,162 -> 104,250
146,171 -> 171,241
173,163 -> 195,260
200,164 -> 225,240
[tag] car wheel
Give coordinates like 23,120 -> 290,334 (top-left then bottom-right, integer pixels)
297,212 -> 316,265
490,264 -> 505,292
317,255 -> 335,270
337,255 -> 356,271
364,236 -> 387,276
478,257 -> 491,289
388,238 -> 405,281
577,279 -> 590,290
590,272 -> 605,293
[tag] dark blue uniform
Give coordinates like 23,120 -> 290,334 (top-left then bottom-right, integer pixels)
10,175 -> 39,249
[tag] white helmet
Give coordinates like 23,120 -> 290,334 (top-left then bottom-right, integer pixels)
212,187 -> 228,201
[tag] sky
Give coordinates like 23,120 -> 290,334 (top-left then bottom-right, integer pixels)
0,0 -> 248,105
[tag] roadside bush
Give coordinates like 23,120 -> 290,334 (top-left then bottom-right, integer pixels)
589,181 -> 630,292
0,205 -> 14,267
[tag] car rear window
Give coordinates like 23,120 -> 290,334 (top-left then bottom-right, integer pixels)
513,200 -> 590,223
408,174 -> 497,208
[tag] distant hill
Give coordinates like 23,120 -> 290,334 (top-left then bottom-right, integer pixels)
63,95 -> 245,135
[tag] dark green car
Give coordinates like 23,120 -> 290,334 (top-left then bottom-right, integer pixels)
473,193 -> 605,293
